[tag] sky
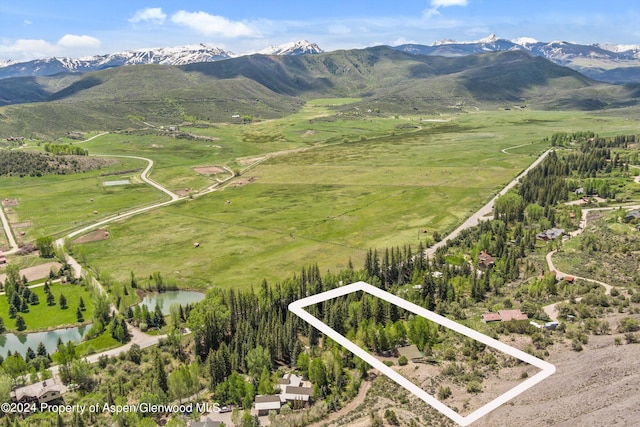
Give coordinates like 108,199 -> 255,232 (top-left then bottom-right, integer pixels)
0,0 -> 638,62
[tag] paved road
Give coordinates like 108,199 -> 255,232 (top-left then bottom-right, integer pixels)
425,149 -> 551,257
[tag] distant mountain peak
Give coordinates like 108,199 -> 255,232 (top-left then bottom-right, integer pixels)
433,34 -> 500,46
259,40 -> 324,56
479,34 -> 499,43
0,40 -> 324,79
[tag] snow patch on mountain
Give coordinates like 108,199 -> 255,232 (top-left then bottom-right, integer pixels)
259,40 -> 324,56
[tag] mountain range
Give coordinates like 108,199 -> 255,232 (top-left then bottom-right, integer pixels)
390,34 -> 640,84
0,36 -> 638,84
0,41 -> 323,80
1,45 -> 638,138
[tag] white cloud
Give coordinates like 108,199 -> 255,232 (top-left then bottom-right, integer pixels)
129,7 -> 167,25
424,0 -> 469,18
57,34 -> 101,48
431,0 -> 468,6
171,10 -> 260,38
24,20 -> 32,25
0,34 -> 102,61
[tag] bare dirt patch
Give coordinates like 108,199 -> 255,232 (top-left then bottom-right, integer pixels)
481,335 -> 640,426
0,261 -> 62,283
301,130 -> 317,137
193,166 -> 225,175
230,177 -> 258,187
73,228 -> 110,244
176,189 -> 191,197
1,198 -> 18,207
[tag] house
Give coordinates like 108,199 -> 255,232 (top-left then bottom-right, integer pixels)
536,228 -> 565,241
255,395 -> 282,416
254,373 -> 314,412
481,312 -> 502,323
562,275 -> 575,283
478,251 -> 495,270
396,344 -> 424,362
569,212 -> 576,219
481,309 -> 528,323
281,386 -> 313,405
574,188 -> 584,195
624,209 -> 640,223
498,309 -> 529,321
11,381 -> 63,405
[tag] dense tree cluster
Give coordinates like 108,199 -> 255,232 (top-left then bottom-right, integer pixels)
519,134 -> 637,205
0,151 -> 109,177
43,143 -> 88,156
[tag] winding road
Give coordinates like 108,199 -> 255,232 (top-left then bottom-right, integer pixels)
541,204 -> 640,321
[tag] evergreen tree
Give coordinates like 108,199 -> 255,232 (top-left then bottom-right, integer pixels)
59,294 -> 68,309
37,341 -> 49,359
76,307 -> 84,323
25,347 -> 35,361
15,315 -> 26,331
78,297 -> 86,311
154,350 -> 168,393
46,292 -> 55,306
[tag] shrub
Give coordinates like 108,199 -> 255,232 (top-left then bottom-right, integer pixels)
437,386 -> 452,400
466,381 -> 482,394
398,355 -> 408,366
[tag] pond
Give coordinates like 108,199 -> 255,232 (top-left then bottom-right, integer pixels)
138,290 -> 205,315
0,324 -> 92,358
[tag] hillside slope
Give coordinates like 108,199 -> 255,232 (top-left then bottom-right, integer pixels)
0,47 -> 637,138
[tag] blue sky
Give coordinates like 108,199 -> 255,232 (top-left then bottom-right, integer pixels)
1,0 -> 638,61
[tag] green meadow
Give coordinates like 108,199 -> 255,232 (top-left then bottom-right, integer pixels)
0,282 -> 94,332
2,157 -> 167,240
4,105 -> 638,290
75,108 -> 636,289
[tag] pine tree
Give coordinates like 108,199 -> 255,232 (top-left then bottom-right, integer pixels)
37,341 -> 49,358
76,307 -> 84,323
154,350 -> 168,393
59,294 -> 68,309
46,292 -> 55,306
15,315 -> 26,331
78,297 -> 86,311
25,347 -> 35,361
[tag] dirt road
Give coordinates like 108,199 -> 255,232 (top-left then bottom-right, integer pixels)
307,377 -> 373,427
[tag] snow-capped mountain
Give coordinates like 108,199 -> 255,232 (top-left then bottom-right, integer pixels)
596,43 -> 640,55
0,41 -> 323,79
259,40 -> 324,56
392,35 -> 640,83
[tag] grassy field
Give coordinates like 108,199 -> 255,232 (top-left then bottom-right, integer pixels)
0,282 -> 94,332
5,107 -> 639,290
80,100 -> 420,192
1,157 -> 168,241
74,108 -> 639,290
